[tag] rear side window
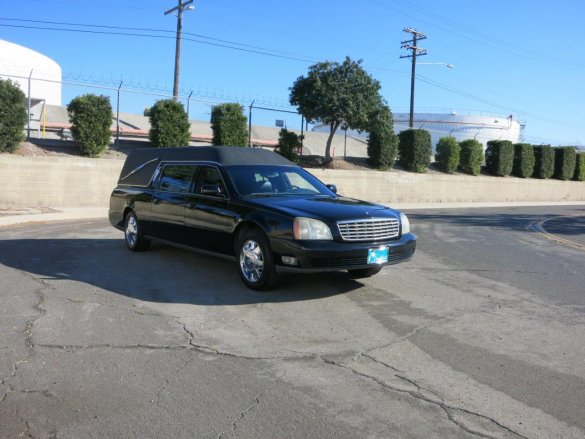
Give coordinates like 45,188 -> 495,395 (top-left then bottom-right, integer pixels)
159,165 -> 196,193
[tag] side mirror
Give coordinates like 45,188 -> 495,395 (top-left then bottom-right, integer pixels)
326,184 -> 337,194
201,184 -> 226,198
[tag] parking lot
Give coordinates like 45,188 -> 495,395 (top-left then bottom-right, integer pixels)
1,205 -> 584,438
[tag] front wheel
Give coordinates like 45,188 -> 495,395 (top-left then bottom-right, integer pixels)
237,229 -> 278,290
348,266 -> 382,279
124,211 -> 150,252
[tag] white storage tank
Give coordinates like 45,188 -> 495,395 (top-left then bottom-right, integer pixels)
312,112 -> 523,152
0,39 -> 62,105
393,112 -> 522,148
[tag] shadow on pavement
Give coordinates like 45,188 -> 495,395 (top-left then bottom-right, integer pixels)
409,208 -> 585,234
0,239 -> 362,305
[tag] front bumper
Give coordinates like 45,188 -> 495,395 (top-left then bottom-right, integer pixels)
270,233 -> 416,273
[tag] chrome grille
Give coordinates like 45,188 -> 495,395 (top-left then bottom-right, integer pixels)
337,218 -> 399,241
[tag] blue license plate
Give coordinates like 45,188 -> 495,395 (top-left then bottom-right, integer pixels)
367,247 -> 389,264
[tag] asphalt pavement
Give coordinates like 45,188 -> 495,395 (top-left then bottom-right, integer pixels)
0,205 -> 584,438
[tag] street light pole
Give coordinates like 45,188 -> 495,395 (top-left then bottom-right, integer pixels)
165,0 -> 194,101
400,28 -> 427,128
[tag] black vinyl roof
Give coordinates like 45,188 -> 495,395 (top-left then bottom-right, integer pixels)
118,146 -> 295,186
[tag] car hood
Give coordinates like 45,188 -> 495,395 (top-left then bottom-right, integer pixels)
245,196 -> 398,222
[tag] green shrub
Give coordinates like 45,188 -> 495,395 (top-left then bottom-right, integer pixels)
485,140 -> 514,176
554,147 -> 577,180
0,78 -> 28,153
275,128 -> 302,162
458,139 -> 484,176
512,143 -> 535,178
574,152 -> 585,181
148,99 -> 190,147
67,94 -> 113,157
210,103 -> 248,147
398,129 -> 432,173
435,136 -> 460,174
367,106 -> 397,170
533,145 -> 555,179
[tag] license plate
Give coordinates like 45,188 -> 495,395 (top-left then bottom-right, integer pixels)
367,246 -> 389,264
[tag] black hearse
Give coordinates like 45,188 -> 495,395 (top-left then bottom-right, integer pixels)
109,146 -> 416,290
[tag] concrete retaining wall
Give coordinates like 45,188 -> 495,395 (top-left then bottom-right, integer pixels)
310,169 -> 585,204
0,156 -> 124,208
1,155 -> 584,208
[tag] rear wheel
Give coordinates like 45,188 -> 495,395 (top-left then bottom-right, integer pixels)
348,266 -> 382,279
237,229 -> 278,290
124,211 -> 150,252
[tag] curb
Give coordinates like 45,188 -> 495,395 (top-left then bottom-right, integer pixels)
0,208 -> 108,228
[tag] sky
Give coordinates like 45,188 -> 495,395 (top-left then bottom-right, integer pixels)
1,0 -> 584,146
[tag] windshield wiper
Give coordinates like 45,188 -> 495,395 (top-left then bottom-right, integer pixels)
244,193 -> 280,198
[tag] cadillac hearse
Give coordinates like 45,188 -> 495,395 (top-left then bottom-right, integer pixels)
109,146 -> 416,290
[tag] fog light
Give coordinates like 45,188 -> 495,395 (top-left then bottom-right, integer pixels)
282,256 -> 299,266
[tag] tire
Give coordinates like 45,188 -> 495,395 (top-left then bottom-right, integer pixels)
348,266 -> 382,279
237,229 -> 278,290
124,211 -> 150,252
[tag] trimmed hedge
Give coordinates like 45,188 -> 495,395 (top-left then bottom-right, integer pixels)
398,129 -> 432,173
458,139 -> 484,176
211,103 -> 248,147
512,143 -> 535,178
274,128 -> 302,163
148,99 -> 190,147
0,78 -> 27,153
434,136 -> 460,174
485,140 -> 514,176
574,153 -> 585,181
367,106 -> 397,170
554,147 -> 577,180
533,145 -> 555,179
67,94 -> 112,157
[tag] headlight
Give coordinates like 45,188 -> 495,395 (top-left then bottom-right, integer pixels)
400,213 -> 410,234
293,217 -> 333,240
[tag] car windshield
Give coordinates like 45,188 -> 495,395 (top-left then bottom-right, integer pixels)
226,165 -> 335,198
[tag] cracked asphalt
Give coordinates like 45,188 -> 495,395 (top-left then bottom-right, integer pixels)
1,205 -> 584,438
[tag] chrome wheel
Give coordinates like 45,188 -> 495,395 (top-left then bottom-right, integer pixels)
239,239 -> 264,283
123,212 -> 150,252
125,214 -> 138,248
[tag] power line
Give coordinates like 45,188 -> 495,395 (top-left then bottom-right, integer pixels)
0,17 -> 308,59
0,22 -> 315,63
414,73 -> 581,130
368,0 -> 585,71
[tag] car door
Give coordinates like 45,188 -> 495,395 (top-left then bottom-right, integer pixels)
149,163 -> 197,243
184,165 -> 236,255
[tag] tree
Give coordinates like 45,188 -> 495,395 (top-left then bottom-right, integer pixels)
435,136 -> 460,174
459,139 -> 484,176
0,78 -> 27,153
274,128 -> 302,162
149,99 -> 190,147
210,103 -> 248,147
67,94 -> 112,157
289,57 -> 385,162
367,105 -> 397,170
398,129 -> 432,173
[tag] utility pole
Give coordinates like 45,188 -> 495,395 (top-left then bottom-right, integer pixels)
400,28 -> 427,128
164,0 -> 194,101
